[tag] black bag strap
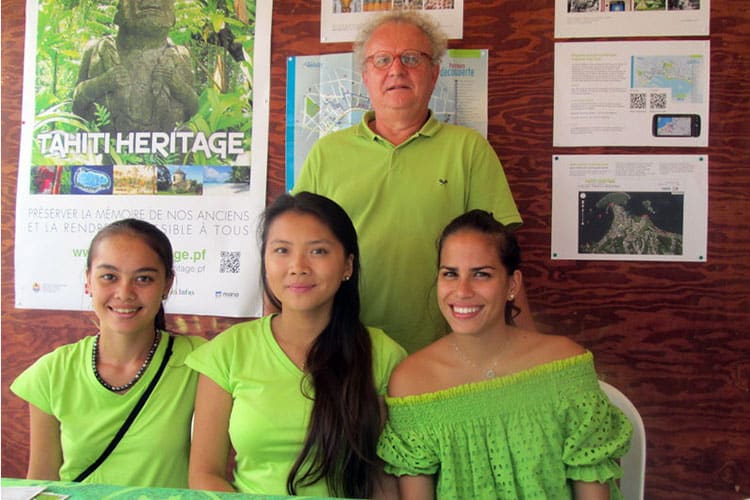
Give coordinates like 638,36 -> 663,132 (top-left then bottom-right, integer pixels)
74,333 -> 175,482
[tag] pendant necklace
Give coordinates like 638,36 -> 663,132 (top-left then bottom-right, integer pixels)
92,329 -> 161,392
450,336 -> 507,379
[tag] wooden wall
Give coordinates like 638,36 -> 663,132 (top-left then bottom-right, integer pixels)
2,1 -> 749,498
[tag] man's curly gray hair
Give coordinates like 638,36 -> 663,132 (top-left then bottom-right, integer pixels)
353,10 -> 448,70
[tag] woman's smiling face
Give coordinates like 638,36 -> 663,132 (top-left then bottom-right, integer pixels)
264,211 -> 353,317
86,233 -> 172,337
437,229 -> 520,337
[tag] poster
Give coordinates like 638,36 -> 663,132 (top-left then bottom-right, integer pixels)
285,49 -> 488,189
320,0 -> 464,43
14,0 -> 272,317
555,0 -> 709,38
551,155 -> 708,261
553,40 -> 709,147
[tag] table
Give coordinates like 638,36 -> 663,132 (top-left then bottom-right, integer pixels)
1,478 -> 339,499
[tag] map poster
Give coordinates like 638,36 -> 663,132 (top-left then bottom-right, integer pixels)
555,0 -> 709,38
14,0 -> 272,317
553,40 -> 709,147
551,155 -> 708,262
320,0 -> 464,43
285,49 -> 488,190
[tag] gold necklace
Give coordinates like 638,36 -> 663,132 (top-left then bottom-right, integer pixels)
272,326 -> 310,372
450,337 -> 505,379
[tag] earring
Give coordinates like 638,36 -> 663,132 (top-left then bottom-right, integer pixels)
343,275 -> 350,282
508,294 -> 515,301
162,294 -> 168,300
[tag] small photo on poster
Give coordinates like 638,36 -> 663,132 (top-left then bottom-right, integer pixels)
604,0 -> 630,11
568,0 -> 601,12
633,0 -> 665,10
71,166 -> 113,195
30,166 -> 69,195
156,165 -> 204,195
203,166 -> 251,196
578,191 -> 684,255
113,165 -> 156,195
667,0 -> 699,9
424,0 -> 455,8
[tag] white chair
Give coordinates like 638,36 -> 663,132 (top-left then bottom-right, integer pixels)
599,380 -> 646,500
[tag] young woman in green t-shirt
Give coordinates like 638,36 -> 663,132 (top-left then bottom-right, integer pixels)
187,192 -> 405,498
12,219 -> 204,487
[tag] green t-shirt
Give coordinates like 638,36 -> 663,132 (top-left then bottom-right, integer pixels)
11,333 -> 205,488
294,111 -> 522,353
378,352 -> 633,499
185,314 -> 407,496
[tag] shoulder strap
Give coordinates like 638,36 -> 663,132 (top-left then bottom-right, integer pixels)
74,333 -> 175,482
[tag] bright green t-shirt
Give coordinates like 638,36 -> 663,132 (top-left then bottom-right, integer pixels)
294,111 -> 522,353
185,314 -> 407,496
378,352 -> 633,499
11,333 -> 205,488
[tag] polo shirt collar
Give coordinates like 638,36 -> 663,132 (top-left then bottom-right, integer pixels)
356,110 -> 442,143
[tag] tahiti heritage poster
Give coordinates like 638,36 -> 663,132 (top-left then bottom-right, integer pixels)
15,0 -> 272,317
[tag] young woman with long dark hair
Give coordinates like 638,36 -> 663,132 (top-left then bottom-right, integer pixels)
187,192 -> 406,498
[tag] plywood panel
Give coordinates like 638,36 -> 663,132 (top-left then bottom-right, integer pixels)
3,1 -> 749,497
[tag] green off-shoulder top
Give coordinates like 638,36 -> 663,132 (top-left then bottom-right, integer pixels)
377,352 -> 633,499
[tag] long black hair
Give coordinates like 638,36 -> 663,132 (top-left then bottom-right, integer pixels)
259,192 -> 381,498
87,218 -> 174,330
437,209 -> 522,325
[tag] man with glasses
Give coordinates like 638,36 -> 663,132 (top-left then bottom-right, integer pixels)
293,10 -> 533,354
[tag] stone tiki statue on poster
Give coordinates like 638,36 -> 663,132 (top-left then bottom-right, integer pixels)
72,0 -> 199,134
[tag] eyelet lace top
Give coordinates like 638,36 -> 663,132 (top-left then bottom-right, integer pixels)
377,352 -> 633,499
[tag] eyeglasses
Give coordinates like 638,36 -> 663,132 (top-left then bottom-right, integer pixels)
365,50 -> 434,70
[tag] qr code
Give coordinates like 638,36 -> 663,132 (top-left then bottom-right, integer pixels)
650,92 -> 667,110
220,251 -> 241,274
629,92 -> 647,110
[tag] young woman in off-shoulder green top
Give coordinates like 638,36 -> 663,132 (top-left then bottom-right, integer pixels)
377,210 -> 633,499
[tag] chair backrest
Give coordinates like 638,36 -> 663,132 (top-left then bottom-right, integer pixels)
599,380 -> 646,500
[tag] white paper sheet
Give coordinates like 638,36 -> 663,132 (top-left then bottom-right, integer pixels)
553,40 -> 710,147
555,0 -> 710,38
320,0 -> 464,43
13,0 -> 272,317
551,155 -> 708,261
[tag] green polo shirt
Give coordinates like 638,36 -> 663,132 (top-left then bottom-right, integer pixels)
294,111 -> 521,353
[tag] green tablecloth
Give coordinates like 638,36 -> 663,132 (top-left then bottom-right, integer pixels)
1,478 -> 338,499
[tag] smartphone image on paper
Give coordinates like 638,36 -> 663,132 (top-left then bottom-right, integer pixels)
652,114 -> 701,137
608,0 -> 627,10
